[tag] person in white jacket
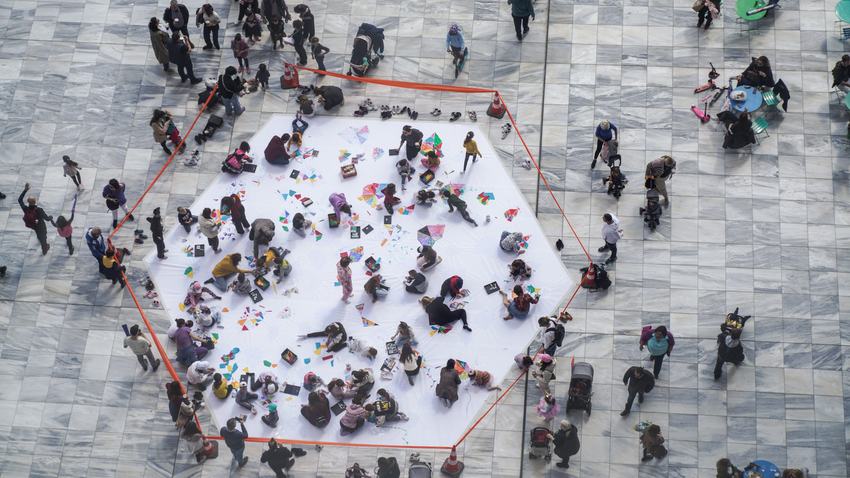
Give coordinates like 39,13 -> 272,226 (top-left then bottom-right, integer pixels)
187,361 -> 215,388
598,213 -> 622,265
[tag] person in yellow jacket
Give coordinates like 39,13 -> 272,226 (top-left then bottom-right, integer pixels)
212,373 -> 233,398
462,131 -> 482,174
204,253 -> 251,292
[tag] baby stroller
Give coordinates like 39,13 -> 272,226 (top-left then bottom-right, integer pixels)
408,461 -> 432,478
565,361 -> 593,415
640,189 -> 662,231
348,23 -> 384,77
528,427 -> 552,460
602,154 -> 627,199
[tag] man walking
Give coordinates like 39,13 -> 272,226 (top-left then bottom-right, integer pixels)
645,155 -> 676,206
166,31 -> 202,84
19,183 -> 55,255
620,366 -> 654,416
507,0 -> 535,42
260,438 -> 302,478
220,418 -> 249,467
598,213 -> 622,265
123,324 -> 161,372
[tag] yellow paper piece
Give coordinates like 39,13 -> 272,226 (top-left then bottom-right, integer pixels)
186,270 -> 193,278
178,303 -> 186,311
243,367 -> 249,372
286,396 -> 293,401
228,365 -> 233,371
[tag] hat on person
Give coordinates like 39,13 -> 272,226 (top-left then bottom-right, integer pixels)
538,353 -> 552,363
266,382 -> 279,395
240,382 -> 248,388
193,282 -> 202,291
560,420 -> 571,434
268,404 -> 277,412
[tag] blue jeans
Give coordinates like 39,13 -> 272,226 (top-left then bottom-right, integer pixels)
213,273 -> 234,292
177,346 -> 197,366
223,95 -> 243,115
508,301 -> 529,319
230,446 -> 246,466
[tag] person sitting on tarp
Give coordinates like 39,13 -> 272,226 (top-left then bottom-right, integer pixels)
404,270 -> 428,294
349,369 -> 375,397
187,361 -> 215,389
364,274 -> 390,303
339,395 -> 369,436
184,280 -> 221,308
509,259 -> 533,280
193,305 -> 220,327
291,212 -> 312,238
415,187 -> 439,207
416,245 -> 442,271
298,321 -> 348,352
231,272 -> 253,295
328,378 -> 357,401
367,389 -> 409,424
301,390 -> 331,428
500,231 -> 527,254
261,403 -> 279,427
439,275 -> 464,299
235,381 -> 259,414
303,372 -> 326,392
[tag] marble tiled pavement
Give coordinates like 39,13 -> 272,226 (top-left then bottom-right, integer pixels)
0,0 -> 849,476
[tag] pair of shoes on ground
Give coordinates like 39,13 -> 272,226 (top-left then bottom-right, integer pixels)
449,111 -> 462,121
501,122 -> 512,139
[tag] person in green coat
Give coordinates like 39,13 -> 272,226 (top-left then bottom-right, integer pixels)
440,189 -> 478,226
507,0 -> 535,42
148,18 -> 171,71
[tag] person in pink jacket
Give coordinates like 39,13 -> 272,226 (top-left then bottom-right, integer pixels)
339,395 -> 369,435
55,210 -> 76,255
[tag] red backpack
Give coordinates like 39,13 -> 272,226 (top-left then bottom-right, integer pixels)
23,208 -> 38,229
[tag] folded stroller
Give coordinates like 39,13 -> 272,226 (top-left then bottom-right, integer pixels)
528,427 -> 552,459
602,154 -> 627,199
640,189 -> 662,231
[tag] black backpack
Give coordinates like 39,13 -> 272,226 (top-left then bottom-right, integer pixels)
580,264 -> 611,291
547,324 -> 565,347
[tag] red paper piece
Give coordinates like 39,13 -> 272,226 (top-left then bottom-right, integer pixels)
322,355 -> 333,361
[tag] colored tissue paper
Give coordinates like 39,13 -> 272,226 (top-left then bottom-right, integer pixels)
477,192 -> 495,205
362,318 -> 378,327
263,360 -> 272,367
304,358 -> 311,364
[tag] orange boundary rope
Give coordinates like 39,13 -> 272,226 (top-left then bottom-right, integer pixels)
109,66 -> 596,450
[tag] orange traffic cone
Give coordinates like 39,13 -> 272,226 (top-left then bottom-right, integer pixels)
485,93 -> 505,119
582,264 -> 597,288
200,436 -> 218,459
280,63 -> 300,89
440,445 -> 464,477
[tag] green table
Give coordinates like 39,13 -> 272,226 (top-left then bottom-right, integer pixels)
736,0 -> 767,20
837,0 -> 850,23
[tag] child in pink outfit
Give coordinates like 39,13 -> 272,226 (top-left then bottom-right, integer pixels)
55,210 -> 75,255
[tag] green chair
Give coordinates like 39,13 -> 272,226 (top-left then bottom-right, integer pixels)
751,116 -> 770,145
761,90 -> 782,115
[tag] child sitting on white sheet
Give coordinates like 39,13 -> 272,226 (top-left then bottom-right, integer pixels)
232,272 -> 253,295
348,336 -> 378,360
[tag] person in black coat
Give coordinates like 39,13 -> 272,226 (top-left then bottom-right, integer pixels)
260,438 -> 304,478
314,85 -> 344,110
832,54 -> 850,92
721,108 -> 756,150
737,56 -> 775,89
19,183 -> 55,255
166,32 -> 202,84
420,296 -> 472,331
291,19 -> 308,65
376,456 -> 401,478
398,125 -> 423,161
263,0 -> 291,23
164,0 -> 193,44
547,420 -> 580,469
620,366 -> 654,415
218,66 -> 245,115
714,327 -> 745,380
147,208 -> 167,259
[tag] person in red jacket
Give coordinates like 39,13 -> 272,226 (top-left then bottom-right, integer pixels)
221,194 -> 250,234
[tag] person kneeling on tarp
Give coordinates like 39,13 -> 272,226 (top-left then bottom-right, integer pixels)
367,389 -> 409,424
419,296 -> 472,332
364,274 -> 390,303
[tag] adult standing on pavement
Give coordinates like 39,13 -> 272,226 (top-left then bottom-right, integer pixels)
696,0 -> 721,30
86,226 -> 128,274
620,366 -> 654,416
149,18 -> 171,71
103,179 -> 135,230
150,109 -> 187,156
263,0 -> 291,25
220,418 -> 250,467
639,325 -> 674,380
166,32 -> 202,84
196,4 -> 221,50
598,213 -> 621,265
591,120 -> 618,169
19,183 -> 55,255
147,208 -> 167,260
713,327 -> 744,380
166,381 -> 183,422
164,0 -> 193,46
547,420 -> 580,469
645,155 -> 676,206
507,0 -> 535,42
218,66 -> 246,116
261,438 -> 298,478
123,324 -> 161,372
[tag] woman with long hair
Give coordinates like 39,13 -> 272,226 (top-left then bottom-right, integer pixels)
150,109 -> 186,155
148,17 -> 170,71
400,344 -> 422,385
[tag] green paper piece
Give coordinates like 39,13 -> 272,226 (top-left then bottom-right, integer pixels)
263,360 -> 272,367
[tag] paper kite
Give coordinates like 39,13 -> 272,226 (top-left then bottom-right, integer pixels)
372,147 -> 384,160
430,325 -> 453,336
449,300 -> 467,311
526,285 -> 541,297
419,133 -> 443,158
439,183 -> 465,201
182,246 -> 194,257
397,204 -> 415,215
283,287 -> 299,297
504,208 -> 520,221
184,266 -> 194,278
362,318 -> 379,327
417,225 -> 445,247
339,150 -> 352,162
360,183 -> 390,208
519,235 -> 531,249
349,246 -> 364,262
339,126 -> 370,144
355,303 -> 365,312
477,192 -> 495,205
453,359 -> 471,379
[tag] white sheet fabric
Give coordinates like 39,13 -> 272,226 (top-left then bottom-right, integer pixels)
144,116 -> 572,447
